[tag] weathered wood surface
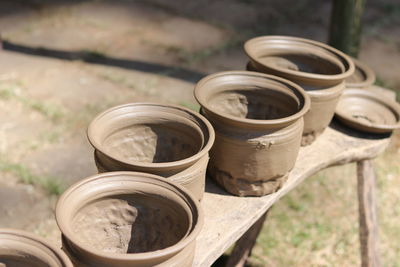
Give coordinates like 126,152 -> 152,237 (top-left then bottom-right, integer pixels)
194,121 -> 390,267
357,160 -> 381,267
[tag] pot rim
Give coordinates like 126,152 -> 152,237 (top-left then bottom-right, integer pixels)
0,228 -> 73,267
345,57 -> 376,88
55,171 -> 203,262
194,71 -> 310,127
87,102 -> 215,169
335,88 -> 400,132
244,35 -> 355,82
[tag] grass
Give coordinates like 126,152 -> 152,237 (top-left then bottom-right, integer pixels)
245,133 -> 400,266
0,158 -> 64,195
178,101 -> 200,112
97,70 -> 159,96
0,83 -> 64,122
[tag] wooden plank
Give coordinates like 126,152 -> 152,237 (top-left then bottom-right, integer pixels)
329,0 -> 366,57
194,122 -> 390,267
225,211 -> 268,267
357,160 -> 381,267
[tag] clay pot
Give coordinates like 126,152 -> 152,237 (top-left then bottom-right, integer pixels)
87,103 -> 215,200
345,57 -> 376,88
0,229 -> 72,267
245,36 -> 355,145
335,88 -> 400,133
194,71 -> 310,196
56,171 -> 203,267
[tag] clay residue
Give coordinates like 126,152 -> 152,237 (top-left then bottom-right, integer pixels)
72,195 -> 189,254
352,114 -> 376,124
210,167 -> 289,197
103,123 -> 201,163
209,90 -> 298,120
259,54 -> 342,75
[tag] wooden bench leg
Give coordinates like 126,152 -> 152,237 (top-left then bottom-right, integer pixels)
357,160 -> 381,267
226,210 -> 269,267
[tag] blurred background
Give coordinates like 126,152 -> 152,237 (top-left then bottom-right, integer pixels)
0,0 -> 399,266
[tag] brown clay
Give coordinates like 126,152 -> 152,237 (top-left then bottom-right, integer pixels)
87,103 -> 215,200
194,71 -> 310,196
335,88 -> 400,133
345,58 -> 376,88
0,229 -> 73,267
56,171 -> 203,267
244,36 -> 355,145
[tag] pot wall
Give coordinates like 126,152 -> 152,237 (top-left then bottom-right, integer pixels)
301,82 -> 345,145
95,151 -> 209,201
244,36 -> 354,145
0,229 -> 73,267
247,61 -> 345,146
87,103 -> 215,200
205,111 -> 304,196
62,235 -> 195,267
56,172 -> 203,267
194,71 -> 310,196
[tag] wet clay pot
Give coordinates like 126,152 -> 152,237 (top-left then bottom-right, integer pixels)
194,71 -> 310,196
0,229 -> 73,267
56,172 -> 203,267
345,58 -> 376,88
87,103 -> 215,201
245,36 -> 355,145
335,88 -> 400,133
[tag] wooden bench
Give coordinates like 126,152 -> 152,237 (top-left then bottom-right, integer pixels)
193,118 -> 391,267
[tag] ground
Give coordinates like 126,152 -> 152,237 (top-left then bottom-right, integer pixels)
0,0 -> 399,266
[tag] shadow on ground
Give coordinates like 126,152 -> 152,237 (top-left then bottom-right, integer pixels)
2,40 -> 206,83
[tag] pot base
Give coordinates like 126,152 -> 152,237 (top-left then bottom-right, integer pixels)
209,167 -> 289,197
301,129 -> 324,146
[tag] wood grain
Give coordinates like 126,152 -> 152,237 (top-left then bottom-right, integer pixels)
193,122 -> 390,267
357,160 -> 381,267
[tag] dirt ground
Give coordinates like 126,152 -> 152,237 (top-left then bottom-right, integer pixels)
0,0 -> 399,266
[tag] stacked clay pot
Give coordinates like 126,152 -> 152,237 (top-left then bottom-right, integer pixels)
56,172 -> 203,267
245,36 -> 355,145
345,58 -> 376,89
87,103 -> 215,201
194,71 -> 310,196
0,229 -> 73,267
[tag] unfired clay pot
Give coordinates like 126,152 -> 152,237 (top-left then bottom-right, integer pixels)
335,88 -> 400,133
245,36 -> 355,145
345,58 -> 376,88
56,171 -> 203,267
87,103 -> 215,200
0,229 -> 73,267
194,71 -> 310,196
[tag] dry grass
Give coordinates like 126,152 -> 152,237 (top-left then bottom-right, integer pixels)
248,132 -> 400,267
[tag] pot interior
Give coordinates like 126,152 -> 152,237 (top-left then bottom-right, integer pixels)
346,65 -> 367,84
0,257 -> 50,267
71,193 -> 190,254
101,120 -> 204,164
208,88 -> 300,120
337,94 -> 399,125
257,53 -> 342,75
